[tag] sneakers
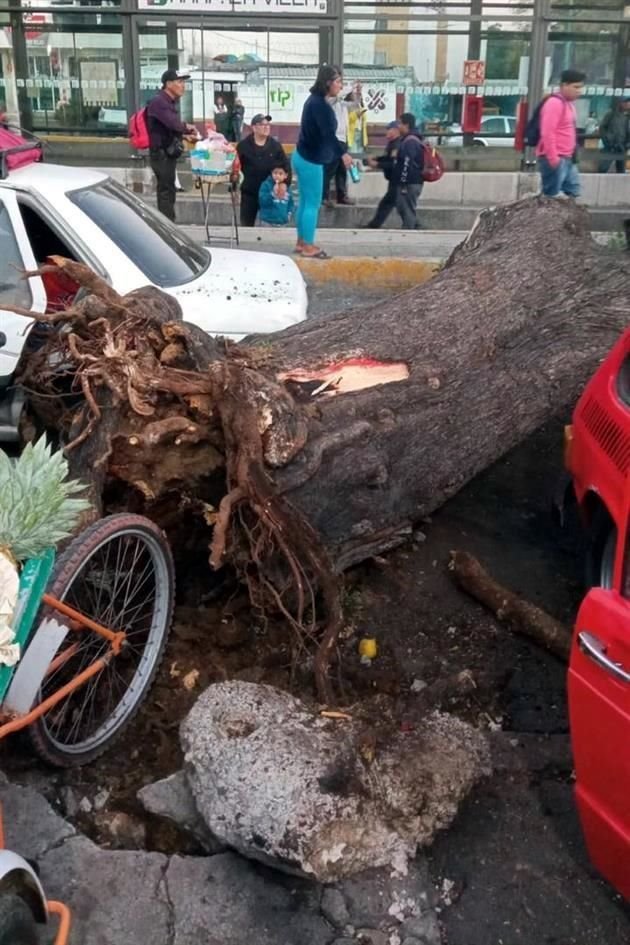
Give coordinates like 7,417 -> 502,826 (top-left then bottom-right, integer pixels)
337,196 -> 355,206
323,199 -> 336,209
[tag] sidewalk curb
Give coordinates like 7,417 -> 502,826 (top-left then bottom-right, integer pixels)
295,256 -> 440,287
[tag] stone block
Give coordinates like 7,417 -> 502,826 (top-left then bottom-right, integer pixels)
462,172 -> 517,206
596,173 -> 630,207
427,172 -> 464,204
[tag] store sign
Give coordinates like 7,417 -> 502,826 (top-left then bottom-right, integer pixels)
139,0 -> 328,12
463,60 -> 485,86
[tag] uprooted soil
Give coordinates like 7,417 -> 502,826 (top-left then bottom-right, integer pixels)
0,412 -> 584,829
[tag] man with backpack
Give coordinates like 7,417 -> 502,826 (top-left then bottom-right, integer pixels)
365,120 -> 401,229
146,69 -> 198,221
534,69 -> 586,198
395,113 -> 424,230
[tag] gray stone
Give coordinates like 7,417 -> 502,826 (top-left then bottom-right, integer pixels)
181,682 -> 490,882
402,939 -> 423,945
79,795 -> 93,814
331,940 -> 356,945
357,929 -> 389,945
137,770 -> 223,852
400,912 -> 441,945
39,836 -> 170,945
60,785 -> 80,819
166,852 -> 331,945
0,783 -> 74,860
339,856 -> 434,927
93,788 -> 111,811
321,886 -> 351,928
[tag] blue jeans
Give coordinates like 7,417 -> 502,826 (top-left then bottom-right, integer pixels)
538,156 -> 580,197
292,149 -> 323,245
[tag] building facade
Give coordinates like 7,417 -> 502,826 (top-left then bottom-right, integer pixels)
0,1 -> 629,149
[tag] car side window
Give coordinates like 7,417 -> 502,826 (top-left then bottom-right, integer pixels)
482,118 -> 505,136
507,118 -> 517,134
0,200 -> 32,310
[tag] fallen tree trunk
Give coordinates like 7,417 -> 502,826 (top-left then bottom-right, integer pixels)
15,199 -> 630,699
449,550 -> 572,662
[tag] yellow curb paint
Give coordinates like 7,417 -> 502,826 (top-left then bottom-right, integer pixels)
296,256 -> 439,288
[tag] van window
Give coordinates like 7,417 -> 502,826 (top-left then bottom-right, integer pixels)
68,179 -> 209,288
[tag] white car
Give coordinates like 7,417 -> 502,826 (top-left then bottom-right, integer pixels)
0,161 -> 307,440
441,115 -> 517,148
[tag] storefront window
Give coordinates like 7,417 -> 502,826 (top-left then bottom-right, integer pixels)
138,21 -> 320,141
15,10 -> 126,134
344,2 -> 532,152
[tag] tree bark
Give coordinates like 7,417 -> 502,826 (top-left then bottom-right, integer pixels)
261,198 -> 630,568
17,200 -> 630,699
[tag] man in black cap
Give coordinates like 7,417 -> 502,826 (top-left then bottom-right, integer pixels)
365,119 -> 401,228
236,114 -> 290,226
147,69 -> 198,221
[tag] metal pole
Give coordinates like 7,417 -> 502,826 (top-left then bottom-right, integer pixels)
524,0 -> 550,168
9,0 -> 32,131
463,0 -> 482,147
527,0 -> 550,119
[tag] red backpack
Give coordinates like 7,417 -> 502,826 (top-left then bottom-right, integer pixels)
422,142 -> 445,183
129,107 -> 150,150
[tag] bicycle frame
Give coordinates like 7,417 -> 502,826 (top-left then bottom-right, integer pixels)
0,591 -> 127,740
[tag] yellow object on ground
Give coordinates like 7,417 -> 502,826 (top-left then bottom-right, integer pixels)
358,637 -> 378,659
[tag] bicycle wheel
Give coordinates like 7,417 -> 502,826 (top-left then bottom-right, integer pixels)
28,513 -> 175,767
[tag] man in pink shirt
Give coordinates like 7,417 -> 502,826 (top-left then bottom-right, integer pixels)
537,69 -> 586,197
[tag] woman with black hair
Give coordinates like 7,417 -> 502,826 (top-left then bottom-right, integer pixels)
292,64 -> 353,258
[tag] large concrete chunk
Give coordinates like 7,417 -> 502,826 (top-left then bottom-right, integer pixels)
137,770 -> 224,853
181,682 -> 490,882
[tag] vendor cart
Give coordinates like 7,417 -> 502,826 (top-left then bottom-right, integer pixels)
190,147 -> 240,247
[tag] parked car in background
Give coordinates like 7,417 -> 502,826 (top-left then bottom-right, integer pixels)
441,115 -> 517,148
563,326 -> 630,901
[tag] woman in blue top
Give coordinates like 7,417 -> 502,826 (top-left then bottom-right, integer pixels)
292,65 -> 353,259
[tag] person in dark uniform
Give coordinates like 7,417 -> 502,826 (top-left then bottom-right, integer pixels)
366,120 -> 401,228
236,114 -> 290,226
147,69 -> 197,221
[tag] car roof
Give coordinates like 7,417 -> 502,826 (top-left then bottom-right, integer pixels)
1,161 -> 108,197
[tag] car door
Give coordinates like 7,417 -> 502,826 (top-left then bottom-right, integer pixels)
568,503 -> 630,899
0,189 -> 46,384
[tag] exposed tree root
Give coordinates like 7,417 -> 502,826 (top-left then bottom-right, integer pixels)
449,551 -> 572,662
19,257 -> 345,704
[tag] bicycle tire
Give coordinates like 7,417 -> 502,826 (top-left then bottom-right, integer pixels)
27,513 -> 175,767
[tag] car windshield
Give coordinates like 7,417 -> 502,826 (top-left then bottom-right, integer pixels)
68,178 -> 209,288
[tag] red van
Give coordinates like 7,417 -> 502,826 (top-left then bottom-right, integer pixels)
564,327 -> 630,900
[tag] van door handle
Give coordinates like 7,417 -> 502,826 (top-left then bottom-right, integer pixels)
578,631 -> 630,684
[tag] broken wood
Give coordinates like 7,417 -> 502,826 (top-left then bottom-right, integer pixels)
449,550 -> 572,662
18,197 -> 625,698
